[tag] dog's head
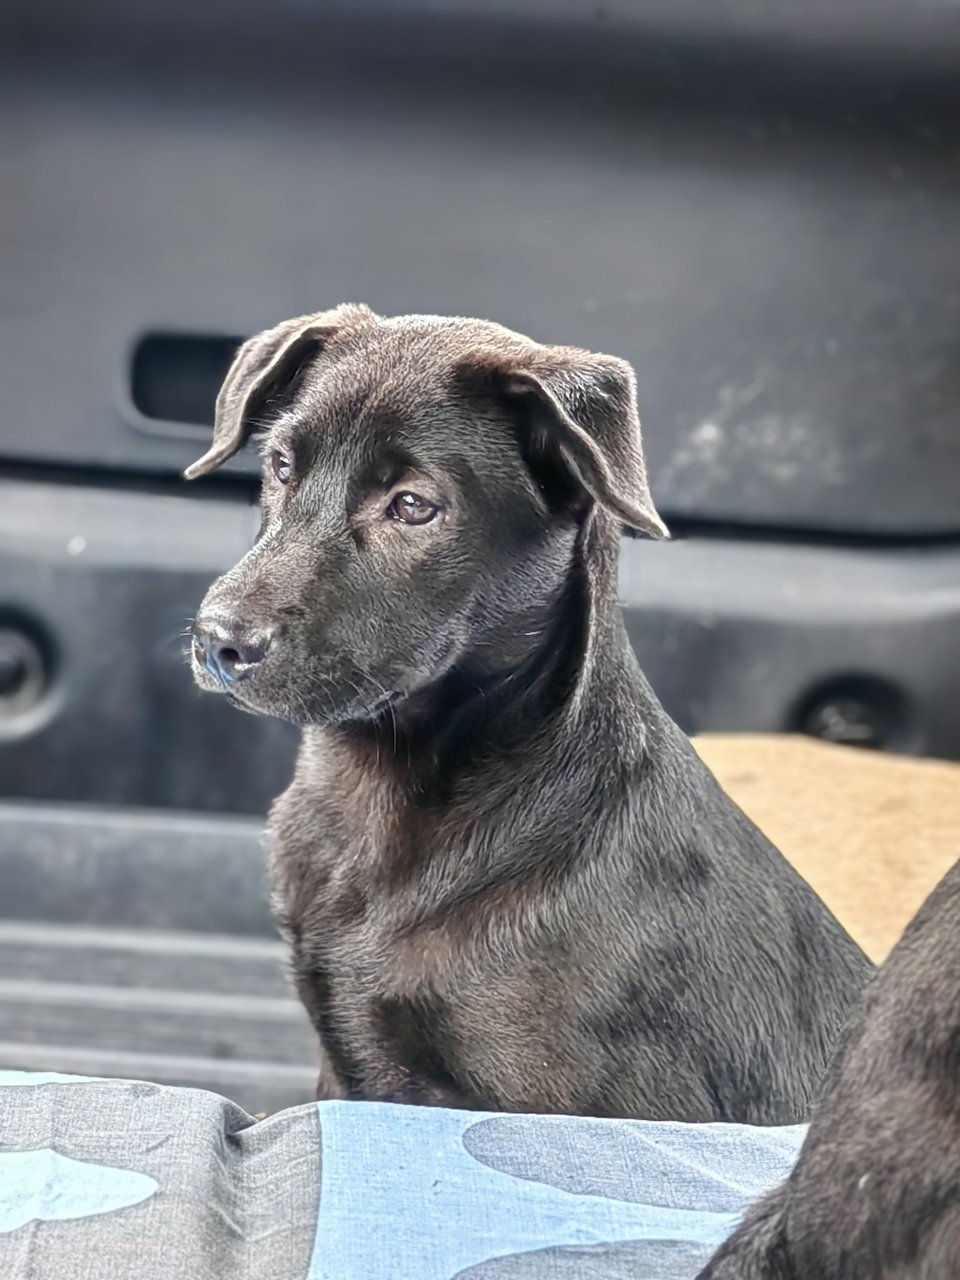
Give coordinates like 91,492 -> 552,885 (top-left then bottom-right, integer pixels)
186,305 -> 666,725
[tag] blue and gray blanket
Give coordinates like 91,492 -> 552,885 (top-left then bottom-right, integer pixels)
0,1072 -> 803,1278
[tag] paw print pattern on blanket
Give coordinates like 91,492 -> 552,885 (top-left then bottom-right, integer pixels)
309,1102 -> 805,1280
0,1150 -> 157,1234
0,1074 -> 804,1280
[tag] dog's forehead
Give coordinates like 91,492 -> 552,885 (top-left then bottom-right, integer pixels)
341,314 -> 531,389
284,316 -> 531,459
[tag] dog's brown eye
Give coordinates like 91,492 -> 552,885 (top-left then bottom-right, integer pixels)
388,492 -> 439,525
271,451 -> 293,485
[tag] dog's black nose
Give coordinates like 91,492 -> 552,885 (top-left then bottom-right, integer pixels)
193,620 -> 273,685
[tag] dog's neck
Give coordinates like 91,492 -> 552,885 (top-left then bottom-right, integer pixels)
306,514 -> 650,809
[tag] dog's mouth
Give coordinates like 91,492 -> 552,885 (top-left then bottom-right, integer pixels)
188,609 -> 470,729
189,635 -> 412,725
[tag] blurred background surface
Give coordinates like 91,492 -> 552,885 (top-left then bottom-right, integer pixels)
1,0 -> 958,1106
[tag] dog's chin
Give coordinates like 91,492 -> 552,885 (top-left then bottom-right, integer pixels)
224,679 -> 318,724
190,660 -> 225,697
190,642 -> 455,728
219,682 -> 317,725
191,656 -> 397,727
222,687 -> 276,719
191,659 -> 282,719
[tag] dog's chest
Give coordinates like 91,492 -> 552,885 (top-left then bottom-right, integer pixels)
267,762 -> 594,1106
276,840 -> 460,996
269,779 -> 458,989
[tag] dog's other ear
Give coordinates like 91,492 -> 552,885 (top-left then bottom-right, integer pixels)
495,348 -> 668,539
183,303 -> 377,480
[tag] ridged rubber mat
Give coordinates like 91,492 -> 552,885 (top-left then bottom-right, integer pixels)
0,804 -> 316,1112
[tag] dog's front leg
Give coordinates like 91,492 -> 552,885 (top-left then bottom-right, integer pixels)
360,993 -> 480,1109
315,1047 -> 349,1102
370,1068 -> 479,1111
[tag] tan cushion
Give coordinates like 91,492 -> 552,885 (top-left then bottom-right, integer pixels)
693,734 -> 959,963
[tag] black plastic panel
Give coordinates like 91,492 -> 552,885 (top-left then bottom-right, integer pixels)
2,2 -> 960,533
622,538 -> 960,760
0,478 -> 298,814
130,333 -> 243,432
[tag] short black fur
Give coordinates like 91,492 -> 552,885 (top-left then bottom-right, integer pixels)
187,305 -> 871,1121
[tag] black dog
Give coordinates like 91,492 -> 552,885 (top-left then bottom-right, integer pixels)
698,857 -> 960,1279
187,305 -> 870,1120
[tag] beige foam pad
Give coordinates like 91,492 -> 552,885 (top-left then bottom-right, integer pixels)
692,734 -> 959,963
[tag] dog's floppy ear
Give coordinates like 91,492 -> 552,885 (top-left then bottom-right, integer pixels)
183,303 -> 376,480
495,347 -> 668,539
